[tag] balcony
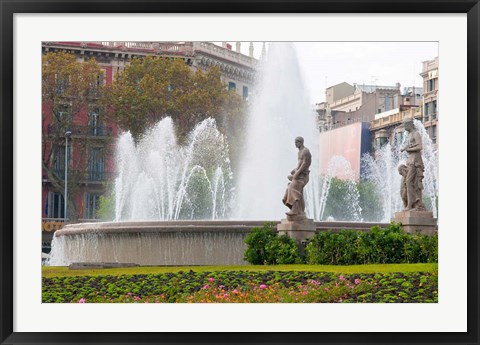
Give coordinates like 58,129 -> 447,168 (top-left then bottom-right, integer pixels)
371,108 -> 422,130
47,124 -> 113,137
48,169 -> 114,182
84,170 -> 113,182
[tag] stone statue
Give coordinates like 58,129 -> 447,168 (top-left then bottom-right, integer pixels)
282,137 -> 312,219
400,119 -> 426,211
398,164 -> 408,209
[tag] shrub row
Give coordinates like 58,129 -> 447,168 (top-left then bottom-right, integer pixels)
305,223 -> 438,265
244,223 -> 438,265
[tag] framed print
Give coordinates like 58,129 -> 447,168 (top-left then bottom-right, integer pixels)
1,1 -> 479,344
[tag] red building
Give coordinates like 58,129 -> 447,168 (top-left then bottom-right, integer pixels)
41,41 -> 258,248
41,53 -> 118,227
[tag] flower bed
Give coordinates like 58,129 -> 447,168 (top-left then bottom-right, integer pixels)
42,270 -> 437,303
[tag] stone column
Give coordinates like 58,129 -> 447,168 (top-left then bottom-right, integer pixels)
393,211 -> 437,235
277,216 -> 316,255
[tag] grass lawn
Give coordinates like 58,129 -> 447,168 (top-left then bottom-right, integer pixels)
42,263 -> 437,278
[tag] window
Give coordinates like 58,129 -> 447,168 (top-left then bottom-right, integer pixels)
243,86 -> 249,100
375,137 -> 388,149
432,100 -> 437,119
97,70 -> 105,87
48,192 -> 65,219
427,79 -> 435,92
432,125 -> 437,139
88,107 -> 101,136
56,103 -> 72,123
395,132 -> 403,146
85,193 -> 101,219
88,147 -> 105,181
228,82 -> 236,91
385,94 -> 390,111
56,74 -> 69,94
53,145 -> 70,179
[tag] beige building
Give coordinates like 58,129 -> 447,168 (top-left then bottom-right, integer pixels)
370,107 -> 423,150
316,82 -> 422,133
325,82 -> 355,104
369,56 -> 439,153
420,57 -> 439,146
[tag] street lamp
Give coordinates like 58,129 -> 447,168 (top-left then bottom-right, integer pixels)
64,130 -> 72,224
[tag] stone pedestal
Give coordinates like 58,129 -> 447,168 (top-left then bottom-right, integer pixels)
393,210 -> 437,235
277,217 -> 316,250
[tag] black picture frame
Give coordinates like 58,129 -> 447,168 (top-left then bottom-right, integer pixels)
1,1 -> 479,344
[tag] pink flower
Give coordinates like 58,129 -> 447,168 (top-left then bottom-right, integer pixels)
202,284 -> 209,289
354,279 -> 361,285
208,277 -> 215,283
324,287 -> 329,291
232,289 -> 239,294
339,275 -> 345,281
302,291 -> 308,295
335,282 -> 339,287
259,284 -> 267,289
78,298 -> 86,303
223,294 -> 228,298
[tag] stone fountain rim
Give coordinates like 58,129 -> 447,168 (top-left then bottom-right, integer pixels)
54,220 -> 388,237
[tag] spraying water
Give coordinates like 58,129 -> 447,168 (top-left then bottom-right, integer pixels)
361,119 -> 438,221
236,42 -> 321,220
317,156 -> 363,221
114,117 -> 234,221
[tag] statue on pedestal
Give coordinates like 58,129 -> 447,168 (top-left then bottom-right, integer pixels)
400,118 -> 426,211
282,137 -> 312,220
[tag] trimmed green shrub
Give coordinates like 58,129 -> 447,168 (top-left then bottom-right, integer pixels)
244,223 -> 300,265
305,223 -> 438,265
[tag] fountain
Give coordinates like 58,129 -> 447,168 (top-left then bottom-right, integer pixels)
49,118 -> 251,266
236,42 -> 322,221
114,117 -> 233,221
48,43 -> 437,266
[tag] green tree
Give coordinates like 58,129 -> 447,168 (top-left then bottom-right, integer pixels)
97,193 -> 115,221
105,56 -> 246,142
357,181 -> 383,222
42,52 -> 105,221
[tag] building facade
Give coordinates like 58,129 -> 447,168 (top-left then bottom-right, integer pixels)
41,42 -> 258,247
369,56 -> 438,152
420,57 -> 439,146
316,82 -> 422,133
369,107 -> 423,150
42,41 -> 258,99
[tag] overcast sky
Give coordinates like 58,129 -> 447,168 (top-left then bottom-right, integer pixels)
217,41 -> 438,104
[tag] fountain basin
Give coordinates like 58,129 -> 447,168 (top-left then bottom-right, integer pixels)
49,220 -> 387,266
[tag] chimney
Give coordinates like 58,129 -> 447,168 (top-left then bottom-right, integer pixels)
249,42 -> 254,57
222,42 -> 227,48
236,42 -> 241,53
